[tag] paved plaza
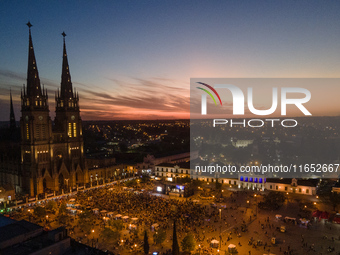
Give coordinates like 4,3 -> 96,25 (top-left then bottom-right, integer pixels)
7,181 -> 340,255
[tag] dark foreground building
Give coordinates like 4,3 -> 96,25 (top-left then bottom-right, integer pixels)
0,216 -> 109,255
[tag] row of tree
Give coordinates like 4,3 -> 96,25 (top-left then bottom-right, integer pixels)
143,220 -> 196,255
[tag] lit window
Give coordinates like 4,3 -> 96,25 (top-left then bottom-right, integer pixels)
26,124 -> 29,140
68,123 -> 72,137
73,123 -> 77,137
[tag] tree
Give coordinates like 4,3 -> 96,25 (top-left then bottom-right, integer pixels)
143,230 -> 150,254
181,233 -> 196,254
34,206 -> 46,220
215,179 -> 222,190
109,219 -> 124,232
124,179 -> 137,187
141,174 -> 151,183
101,227 -> 120,243
45,200 -> 58,213
191,179 -> 203,192
172,220 -> 180,255
259,191 -> 286,210
56,213 -> 69,225
153,228 -> 166,245
176,176 -> 191,184
78,210 -> 95,235
320,191 -> 340,211
58,201 -> 67,215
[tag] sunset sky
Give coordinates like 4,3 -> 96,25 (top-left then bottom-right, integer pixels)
1,0 -> 340,120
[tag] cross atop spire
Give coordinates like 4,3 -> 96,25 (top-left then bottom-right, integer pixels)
26,21 -> 32,29
26,21 -> 42,98
62,31 -> 66,38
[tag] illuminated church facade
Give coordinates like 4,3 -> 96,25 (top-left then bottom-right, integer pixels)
1,23 -> 89,196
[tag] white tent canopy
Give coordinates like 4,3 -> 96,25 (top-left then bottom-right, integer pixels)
152,223 -> 159,227
129,224 -> 137,229
211,240 -> 219,244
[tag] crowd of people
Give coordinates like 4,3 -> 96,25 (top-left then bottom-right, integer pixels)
8,180 -> 340,254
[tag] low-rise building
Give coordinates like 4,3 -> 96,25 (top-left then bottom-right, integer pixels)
265,178 -> 318,195
155,161 -> 191,182
190,167 -> 318,196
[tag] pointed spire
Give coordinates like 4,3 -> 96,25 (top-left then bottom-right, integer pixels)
26,22 -> 42,98
10,89 -> 16,129
61,31 -> 73,99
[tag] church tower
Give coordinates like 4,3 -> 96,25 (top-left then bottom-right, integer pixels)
20,22 -> 53,196
9,89 -> 16,130
54,32 -> 88,191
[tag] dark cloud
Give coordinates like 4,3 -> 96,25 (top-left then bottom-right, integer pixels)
0,70 -> 26,82
79,77 -> 190,114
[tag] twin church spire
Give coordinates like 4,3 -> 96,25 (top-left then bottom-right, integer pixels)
56,30 -> 79,110
21,22 -> 78,112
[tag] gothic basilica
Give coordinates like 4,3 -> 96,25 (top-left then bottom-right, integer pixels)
0,23 -> 89,197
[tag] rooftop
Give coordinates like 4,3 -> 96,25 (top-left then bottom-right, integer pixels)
0,219 -> 43,243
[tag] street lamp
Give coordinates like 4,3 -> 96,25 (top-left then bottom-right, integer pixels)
254,194 -> 258,217
91,229 -> 95,247
27,209 -> 33,221
219,208 -> 222,249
